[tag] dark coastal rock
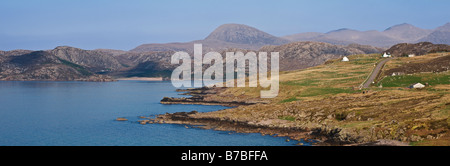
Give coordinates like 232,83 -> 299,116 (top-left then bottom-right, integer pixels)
152,110 -> 412,146
116,117 -> 128,121
149,111 -> 317,144
161,87 -> 253,107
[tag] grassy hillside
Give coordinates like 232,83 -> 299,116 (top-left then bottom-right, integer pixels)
213,54 -> 381,103
377,52 -> 450,88
194,53 -> 450,145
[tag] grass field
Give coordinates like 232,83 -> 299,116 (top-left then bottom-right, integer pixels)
378,73 -> 450,87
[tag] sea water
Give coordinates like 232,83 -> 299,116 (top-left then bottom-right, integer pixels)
0,81 -> 311,146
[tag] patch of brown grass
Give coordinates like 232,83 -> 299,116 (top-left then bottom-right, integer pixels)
193,53 -> 449,145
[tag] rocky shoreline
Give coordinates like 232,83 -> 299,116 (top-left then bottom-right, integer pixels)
154,87 -> 409,146
138,111 -> 315,144
139,110 -> 408,146
160,87 -> 269,107
160,96 -> 254,107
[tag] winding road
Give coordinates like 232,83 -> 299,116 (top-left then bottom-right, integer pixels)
361,58 -> 392,89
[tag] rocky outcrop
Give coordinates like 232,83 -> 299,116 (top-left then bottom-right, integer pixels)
116,117 -> 128,121
385,42 -> 450,57
50,46 -> 125,72
161,96 -> 254,106
145,110 -> 408,145
0,49 -> 115,81
143,111 -> 314,143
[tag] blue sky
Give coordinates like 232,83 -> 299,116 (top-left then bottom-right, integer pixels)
0,0 -> 449,51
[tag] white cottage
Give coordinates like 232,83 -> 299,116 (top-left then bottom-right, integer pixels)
342,56 -> 349,62
382,52 -> 392,58
409,83 -> 425,89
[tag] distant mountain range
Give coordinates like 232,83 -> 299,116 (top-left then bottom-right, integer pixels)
1,23 -> 449,81
418,23 -> 450,44
283,23 -> 450,48
131,23 -> 450,52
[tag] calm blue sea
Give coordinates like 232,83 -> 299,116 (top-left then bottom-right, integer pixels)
0,81 -> 311,146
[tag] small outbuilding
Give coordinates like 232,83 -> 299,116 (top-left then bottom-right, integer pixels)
409,83 -> 425,89
342,56 -> 349,62
382,52 -> 392,58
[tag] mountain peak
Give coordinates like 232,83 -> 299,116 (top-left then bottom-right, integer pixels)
204,23 -> 289,46
326,28 -> 357,34
383,23 -> 432,42
418,22 -> 450,44
435,22 -> 450,32
213,23 -> 252,29
384,23 -> 417,31
54,46 -> 82,51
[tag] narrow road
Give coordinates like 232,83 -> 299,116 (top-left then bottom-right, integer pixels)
362,58 -> 392,88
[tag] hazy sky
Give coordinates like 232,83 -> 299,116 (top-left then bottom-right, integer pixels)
1,0 -> 449,51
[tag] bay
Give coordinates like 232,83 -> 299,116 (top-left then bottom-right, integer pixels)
0,81 -> 310,146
